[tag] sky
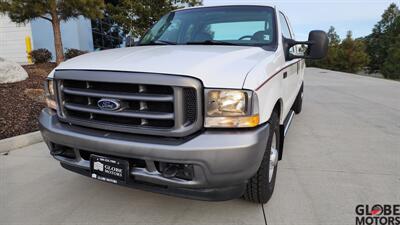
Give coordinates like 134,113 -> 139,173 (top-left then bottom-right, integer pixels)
202,0 -> 400,40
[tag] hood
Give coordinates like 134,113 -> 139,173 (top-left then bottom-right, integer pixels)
57,45 -> 274,88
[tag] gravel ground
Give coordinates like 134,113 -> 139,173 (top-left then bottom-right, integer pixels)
0,63 -> 56,140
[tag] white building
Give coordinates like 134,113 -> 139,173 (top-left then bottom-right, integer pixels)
0,15 -> 94,64
0,15 -> 32,63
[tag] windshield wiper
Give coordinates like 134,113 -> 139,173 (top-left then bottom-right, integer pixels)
139,40 -> 177,46
141,40 -> 237,46
155,40 -> 177,45
186,40 -> 239,46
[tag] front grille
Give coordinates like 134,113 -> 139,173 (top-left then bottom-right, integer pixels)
61,80 -> 175,128
55,70 -> 203,137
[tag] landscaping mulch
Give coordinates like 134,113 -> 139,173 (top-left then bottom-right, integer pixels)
0,63 -> 56,140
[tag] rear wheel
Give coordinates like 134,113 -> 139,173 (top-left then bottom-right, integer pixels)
243,112 -> 280,204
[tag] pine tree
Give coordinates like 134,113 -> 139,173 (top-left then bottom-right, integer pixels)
381,39 -> 400,80
365,3 -> 400,73
107,0 -> 202,38
327,26 -> 340,46
336,31 -> 369,73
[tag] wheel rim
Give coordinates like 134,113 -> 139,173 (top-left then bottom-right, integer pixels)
269,132 -> 279,183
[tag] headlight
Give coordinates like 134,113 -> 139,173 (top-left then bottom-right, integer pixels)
44,79 -> 57,110
205,89 -> 259,128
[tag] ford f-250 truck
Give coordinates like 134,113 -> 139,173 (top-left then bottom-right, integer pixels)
39,3 -> 328,204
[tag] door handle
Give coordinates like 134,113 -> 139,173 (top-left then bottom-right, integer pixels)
283,72 -> 288,79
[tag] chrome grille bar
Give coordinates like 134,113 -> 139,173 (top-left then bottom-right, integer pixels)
62,87 -> 174,102
64,103 -> 174,120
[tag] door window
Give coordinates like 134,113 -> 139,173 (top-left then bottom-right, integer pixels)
279,12 -> 292,39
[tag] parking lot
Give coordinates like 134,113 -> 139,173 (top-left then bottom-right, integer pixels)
1,68 -> 399,225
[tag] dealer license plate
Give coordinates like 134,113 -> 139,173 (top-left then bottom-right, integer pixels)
90,154 -> 129,184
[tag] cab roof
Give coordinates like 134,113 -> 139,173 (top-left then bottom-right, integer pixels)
175,1 -> 276,12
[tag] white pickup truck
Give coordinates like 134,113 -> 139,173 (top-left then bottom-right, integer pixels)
39,3 -> 328,203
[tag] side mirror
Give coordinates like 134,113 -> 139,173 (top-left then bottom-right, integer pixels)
285,30 -> 329,60
306,30 -> 329,59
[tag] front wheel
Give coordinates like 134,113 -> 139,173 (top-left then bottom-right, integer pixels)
243,112 -> 280,204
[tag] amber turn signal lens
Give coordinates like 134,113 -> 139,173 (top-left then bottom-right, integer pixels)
205,114 -> 260,128
46,98 -> 57,110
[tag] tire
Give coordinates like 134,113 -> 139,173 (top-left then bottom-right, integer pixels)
243,111 -> 280,204
293,83 -> 304,114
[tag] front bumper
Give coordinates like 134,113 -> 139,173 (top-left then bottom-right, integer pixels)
39,108 -> 269,201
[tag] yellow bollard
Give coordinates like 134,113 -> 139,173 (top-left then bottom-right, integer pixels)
25,36 -> 32,64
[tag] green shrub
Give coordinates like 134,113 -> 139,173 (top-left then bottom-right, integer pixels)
30,48 -> 52,64
65,48 -> 88,60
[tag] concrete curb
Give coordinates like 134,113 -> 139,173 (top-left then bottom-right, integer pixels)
0,131 -> 43,153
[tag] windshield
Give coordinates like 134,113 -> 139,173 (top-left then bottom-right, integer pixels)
139,6 -> 277,48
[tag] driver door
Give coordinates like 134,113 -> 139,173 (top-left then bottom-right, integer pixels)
279,12 -> 300,115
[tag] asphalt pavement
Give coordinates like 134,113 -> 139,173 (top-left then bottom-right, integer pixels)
1,68 -> 399,225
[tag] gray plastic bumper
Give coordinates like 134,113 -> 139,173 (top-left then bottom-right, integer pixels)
39,108 -> 269,200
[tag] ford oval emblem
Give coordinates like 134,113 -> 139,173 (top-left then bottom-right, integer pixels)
97,99 -> 121,111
